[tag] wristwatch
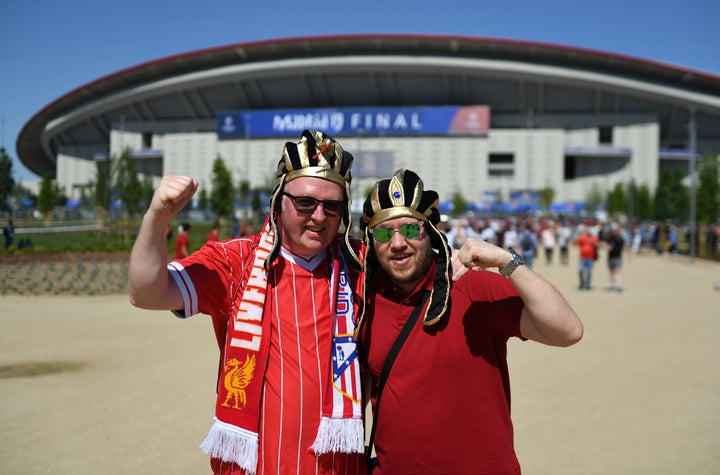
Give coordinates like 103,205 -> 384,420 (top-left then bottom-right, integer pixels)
499,248 -> 525,277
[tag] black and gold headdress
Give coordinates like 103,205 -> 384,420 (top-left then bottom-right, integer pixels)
267,129 -> 360,270
359,169 -> 451,326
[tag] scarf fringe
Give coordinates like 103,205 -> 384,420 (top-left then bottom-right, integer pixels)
311,417 -> 365,454
200,419 -> 259,475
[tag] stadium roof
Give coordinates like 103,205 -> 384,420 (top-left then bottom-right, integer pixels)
17,34 -> 720,177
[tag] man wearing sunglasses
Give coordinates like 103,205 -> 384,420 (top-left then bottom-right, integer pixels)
129,130 -> 366,474
357,169 -> 583,474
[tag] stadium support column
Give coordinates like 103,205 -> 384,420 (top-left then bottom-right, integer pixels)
119,115 -> 125,155
353,129 -> 366,218
526,109 -> 533,194
243,113 -> 251,221
243,113 -> 251,181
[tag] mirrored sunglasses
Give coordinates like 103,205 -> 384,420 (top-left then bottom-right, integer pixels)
370,222 -> 424,243
282,192 -> 345,217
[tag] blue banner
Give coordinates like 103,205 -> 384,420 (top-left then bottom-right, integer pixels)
217,106 -> 489,138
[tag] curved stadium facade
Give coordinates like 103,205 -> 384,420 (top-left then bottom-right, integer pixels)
17,34 -> 720,214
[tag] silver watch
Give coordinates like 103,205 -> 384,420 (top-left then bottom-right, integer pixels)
499,248 -> 525,277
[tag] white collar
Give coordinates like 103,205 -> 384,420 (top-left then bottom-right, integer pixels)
280,247 -> 327,271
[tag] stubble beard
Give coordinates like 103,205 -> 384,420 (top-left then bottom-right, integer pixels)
384,241 -> 435,290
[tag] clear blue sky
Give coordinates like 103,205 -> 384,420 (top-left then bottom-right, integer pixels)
2,0 -> 719,181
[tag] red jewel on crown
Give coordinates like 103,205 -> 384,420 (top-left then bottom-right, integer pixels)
312,143 -> 333,158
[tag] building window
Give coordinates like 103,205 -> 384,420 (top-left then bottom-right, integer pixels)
564,156 -> 577,179
488,153 -> 514,177
599,126 -> 613,145
142,132 -> 153,149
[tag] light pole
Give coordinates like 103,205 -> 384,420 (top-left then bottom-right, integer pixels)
688,106 -> 697,262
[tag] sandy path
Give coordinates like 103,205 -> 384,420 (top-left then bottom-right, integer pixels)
1,251 -> 719,474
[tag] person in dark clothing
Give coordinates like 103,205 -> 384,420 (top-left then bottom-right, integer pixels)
605,224 -> 628,292
3,219 -> 15,249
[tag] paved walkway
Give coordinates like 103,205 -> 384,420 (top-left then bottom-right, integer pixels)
1,251 -> 719,474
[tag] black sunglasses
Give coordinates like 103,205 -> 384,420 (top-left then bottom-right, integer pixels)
282,192 -> 345,217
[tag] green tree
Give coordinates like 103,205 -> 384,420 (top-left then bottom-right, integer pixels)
451,189 -> 467,216
607,182 -> 628,216
238,179 -> 251,215
696,154 -> 720,224
115,149 -> 143,214
252,189 -> 263,219
0,147 -> 16,213
633,182 -> 654,220
197,188 -> 209,212
141,174 -> 155,209
52,181 -> 68,206
210,155 -> 235,218
584,183 -> 604,214
37,173 -> 55,215
538,185 -> 555,209
655,170 -> 689,221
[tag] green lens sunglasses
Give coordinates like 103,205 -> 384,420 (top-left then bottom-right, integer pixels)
370,222 -> 424,243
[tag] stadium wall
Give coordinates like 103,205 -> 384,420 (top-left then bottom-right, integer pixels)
56,120 -> 666,212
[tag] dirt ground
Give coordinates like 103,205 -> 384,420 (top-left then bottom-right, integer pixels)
1,250 -> 719,474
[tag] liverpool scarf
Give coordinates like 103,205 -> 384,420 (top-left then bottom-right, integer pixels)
200,221 -> 364,474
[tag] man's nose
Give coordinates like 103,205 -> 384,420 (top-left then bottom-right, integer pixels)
389,229 -> 407,247
311,203 -> 329,219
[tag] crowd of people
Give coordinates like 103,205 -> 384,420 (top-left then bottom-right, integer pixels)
439,214 -> 687,292
168,204 -> 651,296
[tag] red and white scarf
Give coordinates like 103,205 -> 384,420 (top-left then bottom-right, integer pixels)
200,222 -> 364,474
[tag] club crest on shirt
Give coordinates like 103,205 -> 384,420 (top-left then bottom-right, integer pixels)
221,355 -> 256,409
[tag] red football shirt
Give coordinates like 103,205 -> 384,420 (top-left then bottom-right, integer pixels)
174,232 -> 189,259
361,263 -> 524,474
171,238 -> 364,475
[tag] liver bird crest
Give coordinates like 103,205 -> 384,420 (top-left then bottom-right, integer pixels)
221,355 -> 256,409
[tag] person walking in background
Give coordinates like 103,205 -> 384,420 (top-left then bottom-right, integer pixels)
476,219 -> 498,245
3,219 -> 14,249
445,217 -> 475,250
128,130 -> 366,475
231,217 -> 244,238
576,225 -> 599,290
667,225 -> 679,254
206,219 -> 221,242
502,223 -> 518,249
357,169 -> 583,474
605,223 -> 629,292
165,224 -> 174,242
174,222 -> 191,259
540,222 -> 556,265
556,220 -> 572,265
517,223 -> 538,269
631,224 -> 643,254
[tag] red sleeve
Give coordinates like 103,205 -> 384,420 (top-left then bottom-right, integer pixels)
169,236 -> 257,319
453,269 -> 525,340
